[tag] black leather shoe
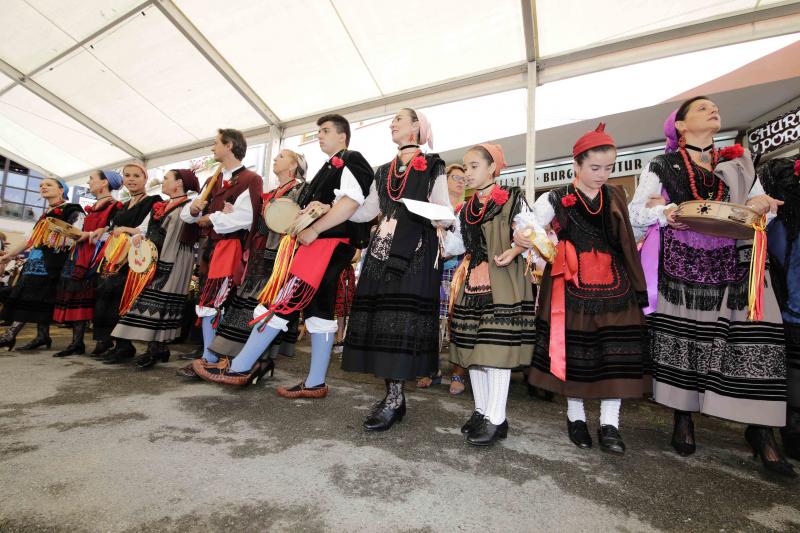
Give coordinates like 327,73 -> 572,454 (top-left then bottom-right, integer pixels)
671,411 -> 696,457
53,342 -> 85,357
597,425 -> 626,455
178,347 -> 203,361
466,419 -> 508,447
17,337 -> 52,351
746,426 -> 797,478
363,400 -> 406,432
567,420 -> 592,449
91,340 -> 114,357
461,411 -> 485,435
102,344 -> 136,365
135,349 -> 170,369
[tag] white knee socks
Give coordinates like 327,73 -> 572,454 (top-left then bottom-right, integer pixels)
485,367 -> 511,425
600,398 -> 621,428
567,397 -> 586,422
468,367 -> 488,415
567,397 -> 621,428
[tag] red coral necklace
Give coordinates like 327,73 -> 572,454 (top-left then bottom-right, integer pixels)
464,185 -> 494,225
679,147 -> 723,201
571,181 -> 603,216
386,149 -> 421,201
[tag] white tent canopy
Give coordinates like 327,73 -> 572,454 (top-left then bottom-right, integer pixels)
0,0 -> 799,181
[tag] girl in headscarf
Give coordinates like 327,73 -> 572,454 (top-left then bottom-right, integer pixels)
91,162 -> 160,362
629,97 -> 792,477
342,108 -> 448,432
0,177 -> 83,350
52,170 -> 123,356
445,142 -> 535,447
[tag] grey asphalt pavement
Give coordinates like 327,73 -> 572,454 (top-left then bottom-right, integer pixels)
1,326 -> 798,532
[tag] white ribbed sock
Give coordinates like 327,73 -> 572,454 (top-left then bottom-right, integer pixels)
600,398 -> 621,428
484,367 -> 511,425
567,397 -> 586,422
468,367 -> 488,415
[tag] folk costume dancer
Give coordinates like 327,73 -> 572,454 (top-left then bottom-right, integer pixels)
629,97 -> 793,477
111,169 -> 200,369
176,128 -> 264,378
444,143 -> 536,446
205,149 -> 307,368
193,114 -> 373,393
0,178 -> 83,351
515,125 -> 650,455
52,170 -> 123,357
341,108 -> 448,431
93,163 -> 160,363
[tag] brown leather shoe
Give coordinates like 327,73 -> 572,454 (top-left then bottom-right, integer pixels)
193,359 -> 271,387
277,381 -> 329,399
175,363 -> 199,379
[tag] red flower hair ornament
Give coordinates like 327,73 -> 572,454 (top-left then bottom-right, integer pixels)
794,159 -> 800,177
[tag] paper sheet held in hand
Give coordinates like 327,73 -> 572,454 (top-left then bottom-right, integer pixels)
400,198 -> 455,221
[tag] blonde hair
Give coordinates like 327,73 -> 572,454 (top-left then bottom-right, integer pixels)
285,149 -> 308,181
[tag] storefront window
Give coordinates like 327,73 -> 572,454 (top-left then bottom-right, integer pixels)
0,160 -> 48,221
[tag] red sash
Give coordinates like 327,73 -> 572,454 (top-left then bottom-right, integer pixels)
549,240 -> 579,381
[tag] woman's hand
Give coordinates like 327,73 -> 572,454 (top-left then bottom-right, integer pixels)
747,194 -> 784,215
645,195 -> 666,208
221,201 -> 234,214
665,206 -> 689,230
513,228 -> 534,249
494,247 -> 523,267
89,228 -> 105,244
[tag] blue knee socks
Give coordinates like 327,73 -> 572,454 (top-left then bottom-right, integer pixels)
201,315 -> 218,363
229,325 -> 282,373
304,332 -> 335,388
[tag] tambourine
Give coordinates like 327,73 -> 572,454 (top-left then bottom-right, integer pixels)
264,198 -> 325,236
103,233 -> 131,269
128,238 -> 158,274
675,200 -> 764,240
264,197 -> 301,234
45,217 -> 82,240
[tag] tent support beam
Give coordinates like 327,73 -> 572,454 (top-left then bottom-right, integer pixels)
0,58 -> 144,160
153,0 -> 280,125
525,61 -> 537,204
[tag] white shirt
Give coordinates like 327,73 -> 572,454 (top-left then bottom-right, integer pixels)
179,164 -> 253,234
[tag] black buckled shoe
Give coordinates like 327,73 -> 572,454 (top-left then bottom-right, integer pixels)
567,420 -> 592,449
363,400 -> 406,432
597,425 -> 626,455
53,342 -> 85,358
466,418 -> 508,447
102,343 -> 136,365
90,340 -> 114,357
461,411 -> 485,435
